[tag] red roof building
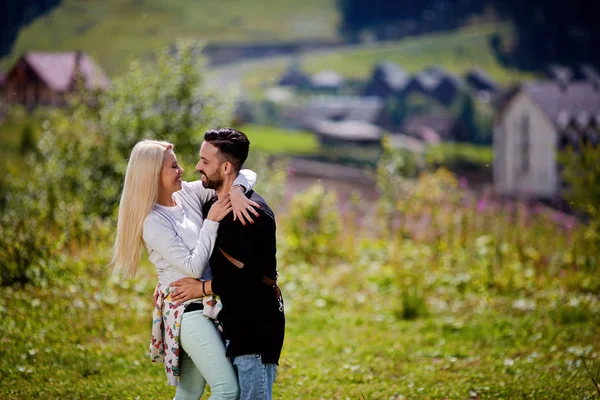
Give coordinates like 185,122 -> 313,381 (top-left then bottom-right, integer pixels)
1,51 -> 110,107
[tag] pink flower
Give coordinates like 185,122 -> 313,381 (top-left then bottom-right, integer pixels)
476,199 -> 487,212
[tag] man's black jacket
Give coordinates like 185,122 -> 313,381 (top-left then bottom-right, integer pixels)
204,190 -> 285,364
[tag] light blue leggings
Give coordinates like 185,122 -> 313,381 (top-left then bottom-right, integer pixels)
175,311 -> 239,400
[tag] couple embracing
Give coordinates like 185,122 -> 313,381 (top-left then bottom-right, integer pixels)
111,128 -> 285,399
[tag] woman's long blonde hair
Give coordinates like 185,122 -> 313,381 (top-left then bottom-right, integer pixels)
111,139 -> 173,278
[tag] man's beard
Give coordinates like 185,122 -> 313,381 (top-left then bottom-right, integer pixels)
200,170 -> 223,190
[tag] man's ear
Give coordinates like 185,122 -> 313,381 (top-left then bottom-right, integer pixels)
221,161 -> 233,175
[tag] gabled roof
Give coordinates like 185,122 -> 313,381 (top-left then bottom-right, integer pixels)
299,96 -> 384,125
373,61 -> 410,91
402,112 -> 458,142
465,68 -> 498,92
288,96 -> 383,126
413,66 -> 461,92
310,70 -> 344,89
546,64 -> 600,86
388,133 -> 425,153
15,51 -> 110,92
278,63 -> 310,87
521,82 -> 600,129
309,119 -> 383,141
581,64 -> 600,86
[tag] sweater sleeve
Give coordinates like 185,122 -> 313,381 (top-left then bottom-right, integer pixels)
143,214 -> 219,278
187,169 -> 257,205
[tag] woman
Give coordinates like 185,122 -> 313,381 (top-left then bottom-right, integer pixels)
111,139 -> 258,399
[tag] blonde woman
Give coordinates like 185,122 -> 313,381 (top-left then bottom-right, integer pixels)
112,139 -> 259,399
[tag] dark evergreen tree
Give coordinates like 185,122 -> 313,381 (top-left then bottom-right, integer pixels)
489,0 -> 599,68
0,0 -> 63,57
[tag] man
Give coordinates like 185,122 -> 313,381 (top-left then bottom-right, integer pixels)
171,127 -> 285,400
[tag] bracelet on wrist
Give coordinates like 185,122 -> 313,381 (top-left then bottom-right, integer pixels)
201,281 -> 206,297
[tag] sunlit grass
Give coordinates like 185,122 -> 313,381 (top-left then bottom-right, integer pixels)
241,23 -> 538,90
0,243 -> 598,399
0,0 -> 340,77
238,124 -> 319,156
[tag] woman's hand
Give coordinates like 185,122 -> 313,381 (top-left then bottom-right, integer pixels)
206,195 -> 232,222
230,186 -> 260,226
170,278 -> 212,304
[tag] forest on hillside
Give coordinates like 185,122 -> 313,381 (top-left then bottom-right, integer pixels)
339,0 -> 599,68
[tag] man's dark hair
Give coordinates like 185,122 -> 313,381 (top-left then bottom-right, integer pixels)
204,128 -> 250,173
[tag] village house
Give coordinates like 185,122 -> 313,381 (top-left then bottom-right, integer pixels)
362,61 -> 410,99
403,66 -> 462,106
308,119 -> 383,147
401,112 -> 465,143
546,64 -> 600,85
285,96 -> 385,129
494,81 -> 600,199
0,51 -> 110,108
465,68 -> 499,102
308,70 -> 345,93
278,61 -> 311,88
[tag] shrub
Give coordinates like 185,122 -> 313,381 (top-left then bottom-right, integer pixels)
245,152 -> 288,213
0,40 -> 234,286
425,142 -> 493,171
558,142 -> 600,266
283,184 -> 343,264
0,182 -> 60,286
19,123 -> 37,156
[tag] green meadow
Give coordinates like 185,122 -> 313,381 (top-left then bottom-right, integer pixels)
241,24 -> 538,89
0,0 -> 339,76
1,176 -> 599,399
239,124 -> 319,156
1,36 -> 598,400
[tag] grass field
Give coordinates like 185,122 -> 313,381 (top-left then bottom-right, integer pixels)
241,23 -> 538,89
0,0 -> 339,77
0,242 -> 598,399
238,124 -> 319,156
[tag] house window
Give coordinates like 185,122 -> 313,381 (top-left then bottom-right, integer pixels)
520,114 -> 530,173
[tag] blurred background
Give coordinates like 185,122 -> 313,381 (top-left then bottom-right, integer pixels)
0,1 -> 599,399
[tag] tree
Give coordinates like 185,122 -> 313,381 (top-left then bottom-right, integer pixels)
0,40 -> 234,285
489,0 -> 600,68
456,92 -> 477,143
0,0 -> 62,57
558,142 -> 600,255
19,123 -> 36,156
338,0 -> 484,40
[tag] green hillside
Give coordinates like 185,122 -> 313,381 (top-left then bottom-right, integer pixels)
0,0 -> 339,77
242,24 -> 538,88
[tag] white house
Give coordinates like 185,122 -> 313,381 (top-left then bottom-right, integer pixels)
494,81 -> 600,199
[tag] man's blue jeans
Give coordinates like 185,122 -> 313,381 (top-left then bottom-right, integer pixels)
231,354 -> 277,400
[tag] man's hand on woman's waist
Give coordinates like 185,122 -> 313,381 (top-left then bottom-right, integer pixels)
169,278 -> 213,304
